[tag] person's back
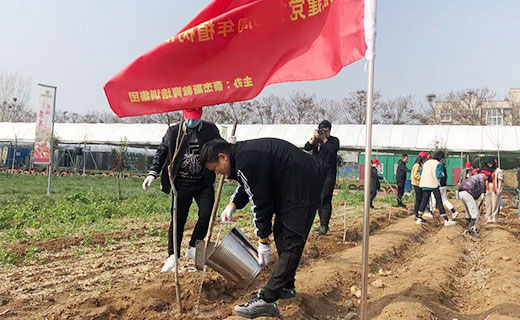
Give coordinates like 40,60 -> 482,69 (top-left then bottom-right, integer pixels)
419,159 -> 441,189
459,173 -> 486,199
235,138 -> 326,210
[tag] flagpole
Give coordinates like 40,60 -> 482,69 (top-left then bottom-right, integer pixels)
360,0 -> 377,317
360,57 -> 375,320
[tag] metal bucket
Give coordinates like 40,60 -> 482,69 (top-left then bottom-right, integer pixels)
205,227 -> 262,287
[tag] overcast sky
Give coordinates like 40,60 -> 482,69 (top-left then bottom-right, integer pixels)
1,0 -> 519,115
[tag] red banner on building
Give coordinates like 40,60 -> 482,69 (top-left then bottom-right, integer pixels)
105,0 -> 367,117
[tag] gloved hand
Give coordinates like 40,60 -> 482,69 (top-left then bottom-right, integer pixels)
257,242 -> 272,266
228,135 -> 237,144
142,175 -> 156,191
220,203 -> 236,223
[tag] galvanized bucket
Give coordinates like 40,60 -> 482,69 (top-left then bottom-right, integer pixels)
205,227 -> 262,287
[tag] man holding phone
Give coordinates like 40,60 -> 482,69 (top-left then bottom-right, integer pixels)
304,120 -> 340,236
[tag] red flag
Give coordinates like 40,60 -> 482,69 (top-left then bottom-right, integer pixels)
104,0 -> 368,117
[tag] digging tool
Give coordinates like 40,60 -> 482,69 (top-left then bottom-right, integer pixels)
381,176 -> 395,195
195,120 -> 238,269
167,115 -> 186,313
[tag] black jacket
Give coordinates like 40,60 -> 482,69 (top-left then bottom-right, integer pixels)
440,166 -> 448,187
149,121 -> 221,194
304,136 -> 340,174
396,159 -> 411,184
229,138 -> 327,238
371,166 -> 383,192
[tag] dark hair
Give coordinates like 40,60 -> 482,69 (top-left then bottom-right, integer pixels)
318,120 -> 331,129
402,154 -> 408,158
200,138 -> 231,167
432,151 -> 445,161
414,156 -> 424,165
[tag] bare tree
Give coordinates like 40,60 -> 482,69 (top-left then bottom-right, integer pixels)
0,71 -> 34,122
412,94 -> 437,125
338,90 -> 381,124
300,98 -> 341,124
436,88 -> 496,125
55,110 -> 81,123
281,91 -> 318,124
379,95 -> 418,124
251,95 -> 284,124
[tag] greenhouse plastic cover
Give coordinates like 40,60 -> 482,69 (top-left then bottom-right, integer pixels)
0,122 -> 518,153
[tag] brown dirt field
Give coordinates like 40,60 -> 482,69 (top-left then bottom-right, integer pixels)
0,203 -> 410,319
2,201 -> 520,320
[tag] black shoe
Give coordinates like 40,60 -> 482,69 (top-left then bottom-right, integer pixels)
233,291 -> 280,319
398,203 -> 406,208
317,225 -> 329,236
279,287 -> 296,299
370,205 -> 375,209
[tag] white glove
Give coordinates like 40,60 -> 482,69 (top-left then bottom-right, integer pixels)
142,175 -> 155,191
228,135 -> 237,144
257,242 -> 272,266
220,203 -> 236,223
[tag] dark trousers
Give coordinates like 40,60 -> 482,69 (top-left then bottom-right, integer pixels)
397,182 -> 405,205
263,206 -> 316,302
168,180 -> 214,257
370,189 -> 377,207
418,189 -> 446,216
413,185 -> 423,218
318,174 -> 336,228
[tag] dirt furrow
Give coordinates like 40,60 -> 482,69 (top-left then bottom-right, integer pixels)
272,216 -> 443,319
365,219 -> 520,320
450,225 -> 520,319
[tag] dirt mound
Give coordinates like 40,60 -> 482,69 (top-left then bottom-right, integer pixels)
374,301 -> 436,320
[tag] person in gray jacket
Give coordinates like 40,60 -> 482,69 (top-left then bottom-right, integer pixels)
458,170 -> 490,236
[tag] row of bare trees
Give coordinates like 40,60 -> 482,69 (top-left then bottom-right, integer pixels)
2,70 -> 511,125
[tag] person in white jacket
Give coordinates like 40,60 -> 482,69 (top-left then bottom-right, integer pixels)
483,157 -> 504,223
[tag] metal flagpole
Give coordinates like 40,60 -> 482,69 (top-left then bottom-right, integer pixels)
360,57 -> 375,320
360,0 -> 377,318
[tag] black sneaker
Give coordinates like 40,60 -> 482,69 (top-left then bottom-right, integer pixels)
233,292 -> 280,319
279,287 -> 296,299
317,225 -> 329,236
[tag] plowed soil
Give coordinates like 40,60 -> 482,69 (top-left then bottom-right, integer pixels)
2,201 -> 520,320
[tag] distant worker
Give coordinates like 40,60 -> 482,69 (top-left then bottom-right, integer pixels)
411,152 -> 428,220
483,157 -> 503,223
142,108 -> 221,272
304,120 -> 339,236
458,170 -> 489,236
459,161 -> 473,184
370,158 -> 383,209
416,151 -> 456,226
430,161 -> 459,219
396,154 -> 411,208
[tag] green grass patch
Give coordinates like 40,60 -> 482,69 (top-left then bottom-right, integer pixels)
0,174 -> 240,244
